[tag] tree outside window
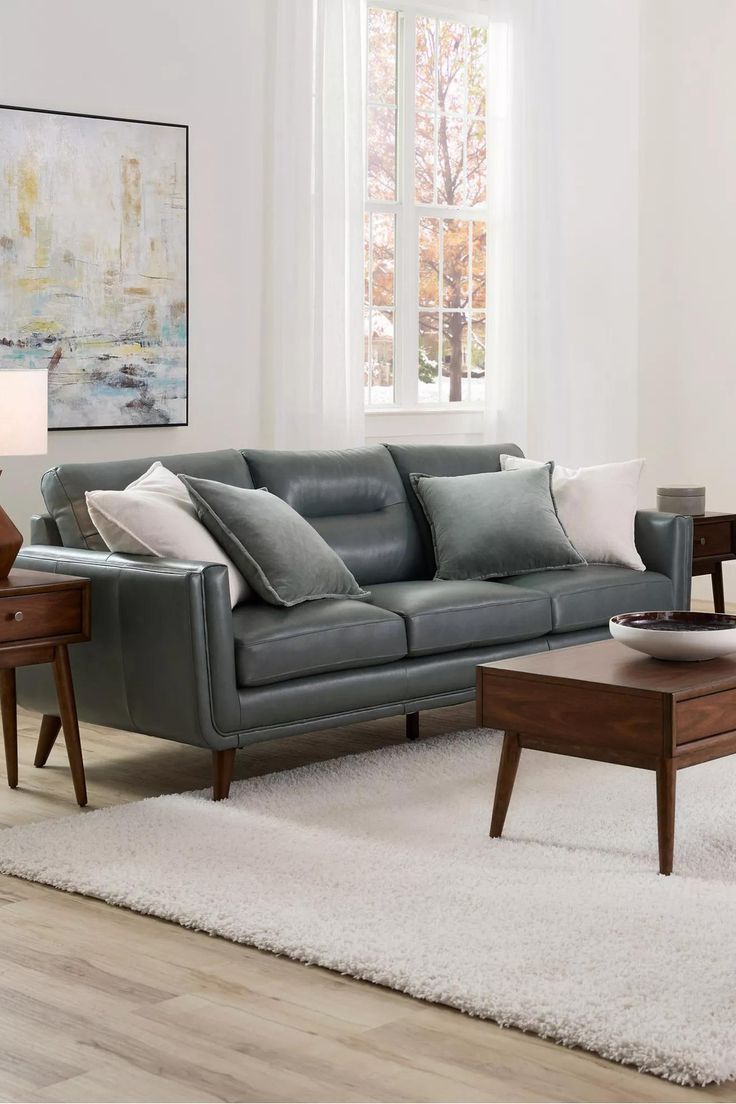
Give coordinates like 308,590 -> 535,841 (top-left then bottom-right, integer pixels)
364,7 -> 488,408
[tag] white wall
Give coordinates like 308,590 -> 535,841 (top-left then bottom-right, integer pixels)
0,0 -> 267,538
639,0 -> 736,601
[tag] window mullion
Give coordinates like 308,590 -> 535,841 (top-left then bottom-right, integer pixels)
398,9 -> 418,409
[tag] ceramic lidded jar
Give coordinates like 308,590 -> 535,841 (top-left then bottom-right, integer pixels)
656,485 -> 706,516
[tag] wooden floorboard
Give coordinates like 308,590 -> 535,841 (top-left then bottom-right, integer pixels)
0,703 -> 731,1103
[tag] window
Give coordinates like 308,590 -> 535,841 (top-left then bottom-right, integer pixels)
364,4 -> 488,409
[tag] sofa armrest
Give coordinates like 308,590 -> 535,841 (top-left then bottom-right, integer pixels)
14,546 -> 240,749
635,510 -> 693,609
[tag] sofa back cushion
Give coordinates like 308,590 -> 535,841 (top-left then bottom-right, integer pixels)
242,446 -> 425,585
42,449 -> 254,549
385,443 -> 525,576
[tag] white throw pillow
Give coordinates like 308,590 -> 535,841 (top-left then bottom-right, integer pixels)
500,455 -> 645,571
85,462 -> 249,607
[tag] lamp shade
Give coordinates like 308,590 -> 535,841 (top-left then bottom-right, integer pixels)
0,369 -> 48,456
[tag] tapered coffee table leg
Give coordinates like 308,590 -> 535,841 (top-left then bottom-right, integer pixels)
490,731 -> 521,837
52,645 -> 87,807
0,668 -> 17,789
656,758 -> 676,876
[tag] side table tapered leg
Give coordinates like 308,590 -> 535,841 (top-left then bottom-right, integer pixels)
712,563 -> 725,614
35,715 -> 62,768
0,668 -> 17,789
656,758 -> 676,876
490,730 -> 521,838
52,646 -> 87,807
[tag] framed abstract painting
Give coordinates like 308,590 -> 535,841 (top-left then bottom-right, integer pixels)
0,105 -> 187,429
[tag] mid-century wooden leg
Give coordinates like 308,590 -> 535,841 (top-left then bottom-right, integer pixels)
712,563 -> 725,614
34,715 -> 62,768
656,758 -> 676,876
406,712 -> 419,741
490,730 -> 521,838
52,645 -> 87,807
0,668 -> 17,789
212,748 -> 236,801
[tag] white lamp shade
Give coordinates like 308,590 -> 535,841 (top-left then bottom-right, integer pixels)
0,369 -> 48,456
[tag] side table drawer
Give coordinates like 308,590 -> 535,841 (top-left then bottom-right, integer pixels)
0,590 -> 83,643
693,522 -> 732,559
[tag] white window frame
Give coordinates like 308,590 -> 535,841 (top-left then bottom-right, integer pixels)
364,0 -> 491,415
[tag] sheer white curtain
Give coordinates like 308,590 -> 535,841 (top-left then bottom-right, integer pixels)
484,0 -> 640,464
261,0 -> 365,450
484,0 -> 552,449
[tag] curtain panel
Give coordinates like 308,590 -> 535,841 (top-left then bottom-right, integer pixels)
261,0 -> 365,450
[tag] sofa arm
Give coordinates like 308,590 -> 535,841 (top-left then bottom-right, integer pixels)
635,510 -> 693,609
14,546 -> 241,750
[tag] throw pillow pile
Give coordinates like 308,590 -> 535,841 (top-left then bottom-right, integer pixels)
500,455 -> 645,571
85,451 -> 646,607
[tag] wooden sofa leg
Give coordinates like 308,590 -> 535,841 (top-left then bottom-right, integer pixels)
35,715 -> 62,768
212,748 -> 236,801
406,712 -> 419,741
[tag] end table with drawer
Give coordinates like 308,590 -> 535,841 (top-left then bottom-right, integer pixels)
691,512 -> 736,613
0,569 -> 91,806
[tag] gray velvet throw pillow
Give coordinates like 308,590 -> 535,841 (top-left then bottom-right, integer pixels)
410,464 -> 585,581
180,475 -> 369,607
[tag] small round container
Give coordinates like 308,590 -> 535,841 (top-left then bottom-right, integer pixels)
656,485 -> 705,516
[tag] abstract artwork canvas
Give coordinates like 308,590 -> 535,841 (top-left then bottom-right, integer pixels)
0,106 -> 187,429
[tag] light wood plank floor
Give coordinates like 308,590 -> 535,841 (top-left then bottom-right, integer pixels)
0,704 -> 733,1104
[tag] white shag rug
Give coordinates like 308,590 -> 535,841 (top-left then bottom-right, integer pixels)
0,728 -> 735,1086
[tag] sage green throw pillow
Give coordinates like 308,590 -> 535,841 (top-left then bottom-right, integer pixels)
180,475 -> 369,607
410,464 -> 585,581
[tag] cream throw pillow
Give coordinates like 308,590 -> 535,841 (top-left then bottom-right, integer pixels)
500,455 -> 645,571
85,462 -> 249,607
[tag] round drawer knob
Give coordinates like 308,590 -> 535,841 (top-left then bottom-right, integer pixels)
12,611 -> 23,622
700,537 -> 707,546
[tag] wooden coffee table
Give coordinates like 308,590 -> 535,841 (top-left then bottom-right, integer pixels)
477,639 -> 736,875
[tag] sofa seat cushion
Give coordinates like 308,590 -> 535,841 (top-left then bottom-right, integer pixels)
502,565 -> 674,633
233,599 -> 407,687
368,580 -> 552,656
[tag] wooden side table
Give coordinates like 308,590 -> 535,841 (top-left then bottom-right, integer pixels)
691,512 -> 736,613
0,569 -> 91,806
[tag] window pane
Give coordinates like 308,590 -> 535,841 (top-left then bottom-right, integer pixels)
468,26 -> 488,118
418,217 -> 439,306
418,312 -> 440,403
363,214 -> 370,305
415,15 -> 487,212
443,311 -> 467,402
438,22 -> 466,116
443,219 -> 469,308
466,119 -> 486,206
470,311 -> 486,401
371,213 -> 395,306
436,115 -> 464,205
367,309 -> 394,404
415,111 -> 434,203
415,16 -> 436,112
367,105 -> 396,200
471,221 -> 486,307
367,8 -> 397,105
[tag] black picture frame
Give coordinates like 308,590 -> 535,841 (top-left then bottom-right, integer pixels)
0,103 -> 188,431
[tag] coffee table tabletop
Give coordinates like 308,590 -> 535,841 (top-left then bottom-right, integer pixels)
477,640 -> 736,874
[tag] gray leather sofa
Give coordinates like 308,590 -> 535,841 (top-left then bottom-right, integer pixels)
16,443 -> 693,798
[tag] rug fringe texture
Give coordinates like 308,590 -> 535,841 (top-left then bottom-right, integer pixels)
0,728 -> 734,1086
